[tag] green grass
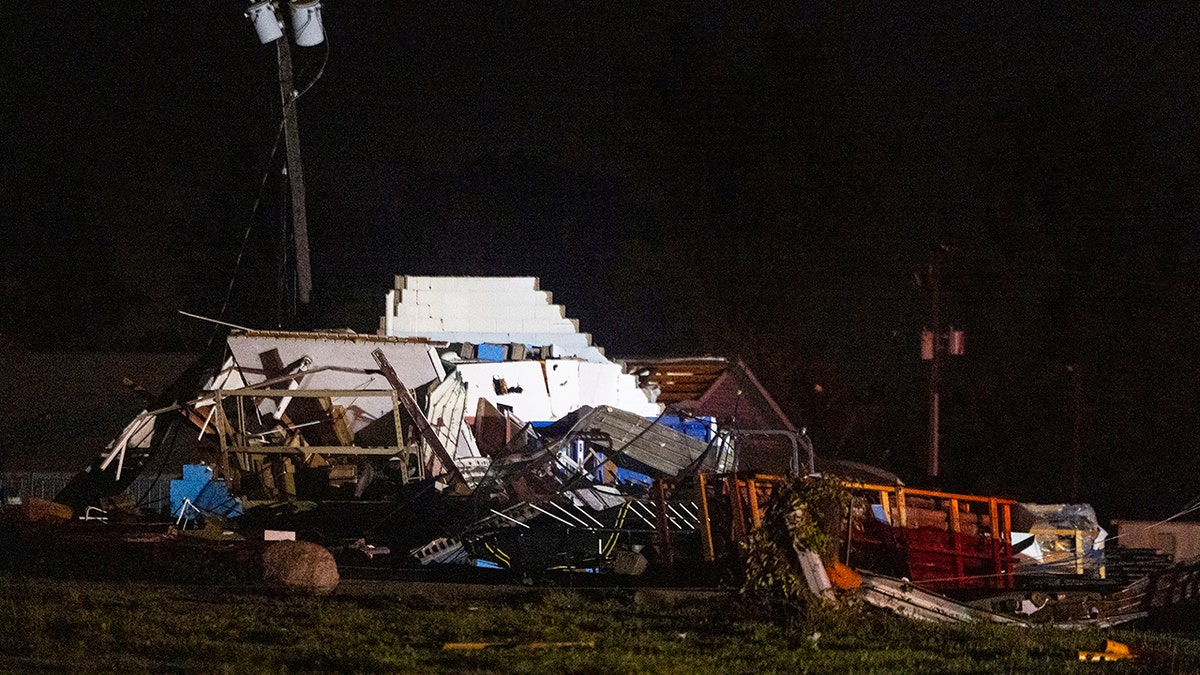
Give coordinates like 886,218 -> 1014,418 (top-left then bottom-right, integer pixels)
1,574 -> 1198,673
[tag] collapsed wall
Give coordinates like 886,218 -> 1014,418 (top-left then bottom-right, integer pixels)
379,275 -> 662,421
380,276 -> 604,363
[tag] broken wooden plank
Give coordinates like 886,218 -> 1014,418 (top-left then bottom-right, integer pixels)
371,348 -> 467,490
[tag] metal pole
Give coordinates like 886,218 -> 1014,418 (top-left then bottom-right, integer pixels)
1069,364 -> 1082,502
928,254 -> 941,477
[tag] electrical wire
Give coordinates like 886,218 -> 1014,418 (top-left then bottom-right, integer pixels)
289,30 -> 329,104
1103,498 -> 1200,545
214,119 -> 285,344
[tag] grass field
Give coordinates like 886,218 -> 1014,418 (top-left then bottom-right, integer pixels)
3,574 -> 1199,673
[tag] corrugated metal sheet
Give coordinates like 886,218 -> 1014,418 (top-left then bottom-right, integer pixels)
549,406 -> 714,478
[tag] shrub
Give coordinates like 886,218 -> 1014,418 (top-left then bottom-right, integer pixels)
740,476 -> 851,613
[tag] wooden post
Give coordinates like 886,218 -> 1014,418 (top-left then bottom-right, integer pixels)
844,501 -> 854,566
276,32 -> 312,304
697,474 -> 715,563
390,390 -> 411,484
746,478 -> 761,529
989,498 -> 1001,586
727,476 -> 746,542
236,390 -> 247,448
215,390 -> 233,483
949,498 -> 963,579
654,480 -> 674,567
1002,504 -> 1013,587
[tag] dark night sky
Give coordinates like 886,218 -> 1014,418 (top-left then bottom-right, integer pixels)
4,3 -> 1200,517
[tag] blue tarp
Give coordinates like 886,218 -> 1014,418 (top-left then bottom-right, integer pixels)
170,464 -> 243,520
476,343 -> 507,361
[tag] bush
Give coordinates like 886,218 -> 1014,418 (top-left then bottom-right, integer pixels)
740,476 -> 851,613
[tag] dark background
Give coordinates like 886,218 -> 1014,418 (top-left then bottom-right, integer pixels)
4,3 -> 1199,518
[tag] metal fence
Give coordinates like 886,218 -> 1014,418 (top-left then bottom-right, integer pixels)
0,471 -> 178,515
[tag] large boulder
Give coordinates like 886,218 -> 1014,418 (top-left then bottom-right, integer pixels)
262,540 -> 339,594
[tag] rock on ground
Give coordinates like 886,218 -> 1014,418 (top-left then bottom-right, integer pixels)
262,540 -> 339,594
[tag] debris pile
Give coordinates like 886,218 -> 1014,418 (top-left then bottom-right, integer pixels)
4,276 -> 1195,630
36,277 -> 800,580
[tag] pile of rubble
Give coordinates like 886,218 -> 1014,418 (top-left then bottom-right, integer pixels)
41,277 -> 801,579
6,276 -> 1191,625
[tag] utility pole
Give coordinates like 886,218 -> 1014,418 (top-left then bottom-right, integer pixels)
248,1 -> 321,308
921,246 -> 963,478
928,255 -> 941,477
276,34 -> 312,305
1069,364 -> 1083,502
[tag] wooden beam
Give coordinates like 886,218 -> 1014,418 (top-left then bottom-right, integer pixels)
727,476 -> 746,542
654,480 -> 674,567
950,498 -> 963,579
1002,504 -> 1014,587
747,479 -> 762,529
371,348 -> 467,489
697,474 -> 715,562
227,445 -> 405,455
215,390 -> 232,481
227,388 -> 398,398
392,390 -> 416,483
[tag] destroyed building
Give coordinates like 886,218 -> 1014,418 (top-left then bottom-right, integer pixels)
618,356 -> 805,476
11,275 -> 1194,628
33,277 -> 796,574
